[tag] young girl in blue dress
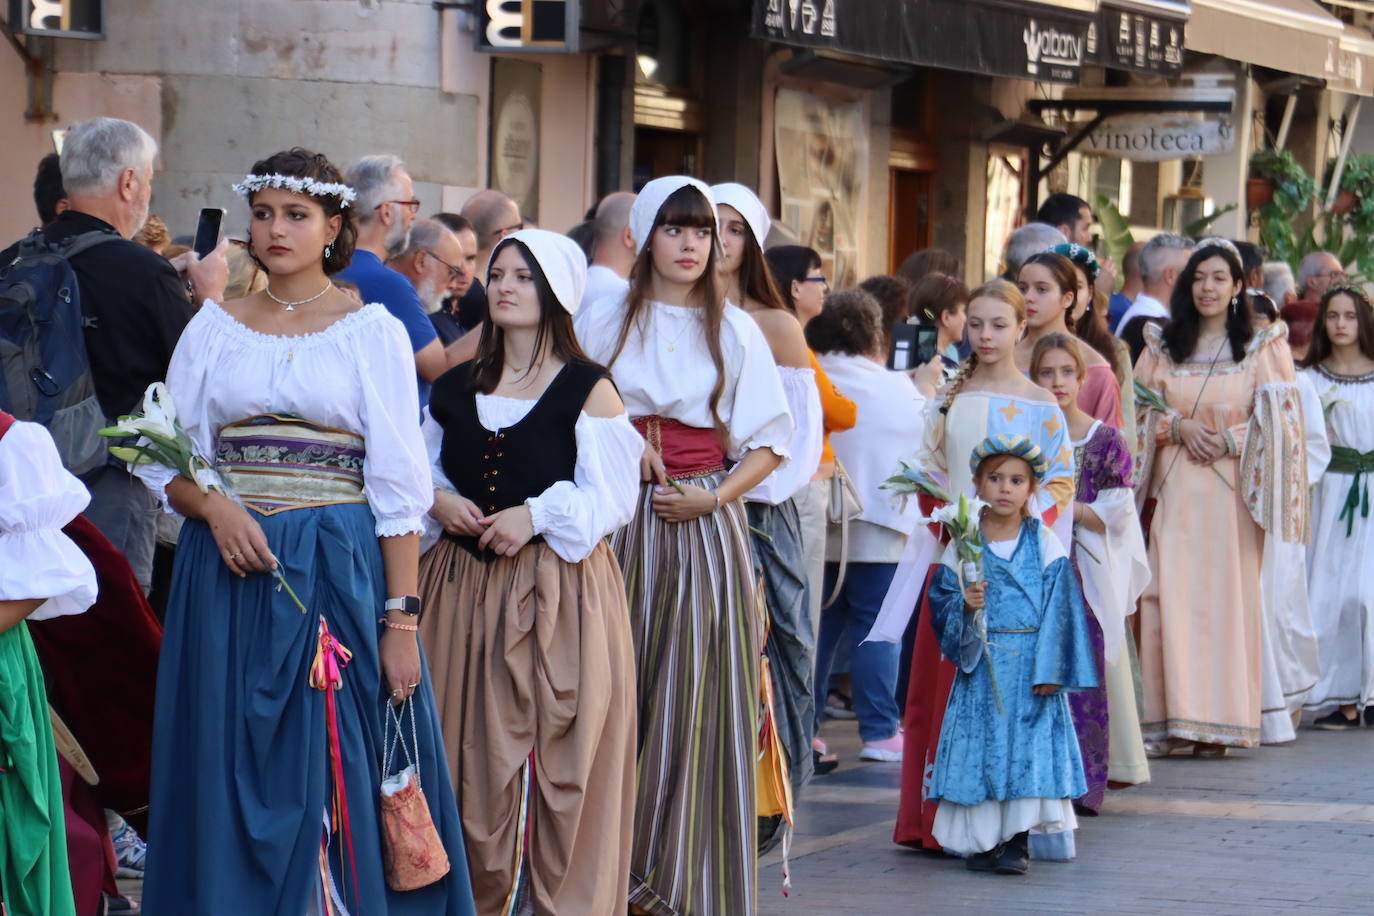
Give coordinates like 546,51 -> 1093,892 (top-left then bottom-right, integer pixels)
927,435 -> 1097,875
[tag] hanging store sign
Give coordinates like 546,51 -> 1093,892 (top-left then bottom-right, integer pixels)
8,0 -> 104,39
477,0 -> 579,53
1088,4 -> 1186,76
1081,113 -> 1234,161
753,0 -> 1092,84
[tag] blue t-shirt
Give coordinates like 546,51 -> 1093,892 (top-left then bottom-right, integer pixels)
338,250 -> 439,407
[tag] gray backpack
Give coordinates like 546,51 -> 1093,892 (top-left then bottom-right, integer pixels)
0,228 -> 118,474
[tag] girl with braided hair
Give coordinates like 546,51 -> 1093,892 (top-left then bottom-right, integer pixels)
870,279 -> 1076,852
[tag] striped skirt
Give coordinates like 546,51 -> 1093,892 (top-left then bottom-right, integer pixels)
613,475 -> 760,916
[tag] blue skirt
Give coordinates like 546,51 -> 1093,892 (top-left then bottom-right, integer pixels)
142,504 -> 475,916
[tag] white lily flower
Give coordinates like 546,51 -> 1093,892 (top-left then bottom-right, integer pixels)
140,382 -> 179,436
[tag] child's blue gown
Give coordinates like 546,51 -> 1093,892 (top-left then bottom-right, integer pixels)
926,517 -> 1097,856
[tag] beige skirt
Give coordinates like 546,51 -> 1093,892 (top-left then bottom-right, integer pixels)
418,536 -> 636,916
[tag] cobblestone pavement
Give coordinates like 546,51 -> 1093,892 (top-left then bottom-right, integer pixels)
759,719 -> 1374,915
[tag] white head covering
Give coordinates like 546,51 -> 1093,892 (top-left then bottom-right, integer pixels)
628,176 -> 717,254
487,228 -> 588,315
710,182 -> 771,251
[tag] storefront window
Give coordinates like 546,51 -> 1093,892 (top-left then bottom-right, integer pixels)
985,147 -> 1026,276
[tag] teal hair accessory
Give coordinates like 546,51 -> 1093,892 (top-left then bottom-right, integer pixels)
1051,242 -> 1100,284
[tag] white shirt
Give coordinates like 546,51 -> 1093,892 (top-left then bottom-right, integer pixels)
746,365 -> 822,505
134,301 -> 431,537
817,352 -> 926,535
1114,292 -> 1168,335
575,295 -> 794,461
581,265 -> 629,312
421,396 -> 643,563
0,420 -> 97,619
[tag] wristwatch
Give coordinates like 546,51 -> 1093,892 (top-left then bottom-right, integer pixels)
384,595 -> 423,620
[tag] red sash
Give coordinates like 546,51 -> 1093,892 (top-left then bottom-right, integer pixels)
632,415 -> 726,479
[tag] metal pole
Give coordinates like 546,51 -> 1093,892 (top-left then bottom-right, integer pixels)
1326,97 -> 1363,210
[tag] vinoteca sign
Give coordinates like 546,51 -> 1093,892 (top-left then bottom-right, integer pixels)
1082,114 -> 1234,162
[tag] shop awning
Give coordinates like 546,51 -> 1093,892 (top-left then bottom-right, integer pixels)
1186,0 -> 1344,80
1335,24 -> 1374,97
1091,0 -> 1188,75
751,0 -> 1096,84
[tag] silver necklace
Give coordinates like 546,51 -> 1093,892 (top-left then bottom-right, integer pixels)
266,281 -> 333,311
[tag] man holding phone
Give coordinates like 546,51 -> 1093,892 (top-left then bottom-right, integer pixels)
1,118 -> 227,592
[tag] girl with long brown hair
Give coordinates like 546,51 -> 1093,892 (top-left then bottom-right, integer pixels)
417,231 -> 641,914
1301,285 -> 1374,727
1015,251 -> 1124,428
713,183 -> 823,830
574,177 -> 792,914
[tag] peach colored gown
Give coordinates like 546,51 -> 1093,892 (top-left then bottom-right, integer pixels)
1133,323 -> 1307,748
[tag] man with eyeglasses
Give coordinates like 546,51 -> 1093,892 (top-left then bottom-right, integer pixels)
446,190 -> 523,343
338,154 -> 450,408
387,218 -> 471,346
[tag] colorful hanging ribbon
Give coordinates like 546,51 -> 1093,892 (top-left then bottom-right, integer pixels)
310,615 -> 360,910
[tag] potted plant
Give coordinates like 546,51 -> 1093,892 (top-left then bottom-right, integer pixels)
1337,154 -> 1374,223
1249,148 -> 1312,214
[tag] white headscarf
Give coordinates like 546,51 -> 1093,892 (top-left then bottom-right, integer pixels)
710,182 -> 771,251
628,176 -> 717,254
487,229 -> 588,315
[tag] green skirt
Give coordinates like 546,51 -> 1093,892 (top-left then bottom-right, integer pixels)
0,621 -> 75,916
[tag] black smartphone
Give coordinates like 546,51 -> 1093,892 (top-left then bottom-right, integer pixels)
888,322 -> 939,371
193,208 -> 225,258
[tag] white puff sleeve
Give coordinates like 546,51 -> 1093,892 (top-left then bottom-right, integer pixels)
1074,486 -> 1150,663
0,421 -> 97,620
745,366 -> 822,505
526,412 -> 644,563
131,306 -> 225,508
357,315 -> 432,537
722,311 -> 794,462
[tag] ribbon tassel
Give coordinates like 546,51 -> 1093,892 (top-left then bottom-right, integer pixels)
310,615 -> 360,910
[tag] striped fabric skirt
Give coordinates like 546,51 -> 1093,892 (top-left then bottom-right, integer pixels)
613,474 -> 761,916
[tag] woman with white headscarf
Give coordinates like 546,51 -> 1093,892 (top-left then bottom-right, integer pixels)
418,230 -> 642,915
713,183 -> 823,833
576,177 -> 793,915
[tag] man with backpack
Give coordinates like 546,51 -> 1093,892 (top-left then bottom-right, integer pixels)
0,117 -> 226,592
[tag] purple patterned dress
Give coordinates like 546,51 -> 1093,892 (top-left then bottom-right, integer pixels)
1069,421 -> 1135,814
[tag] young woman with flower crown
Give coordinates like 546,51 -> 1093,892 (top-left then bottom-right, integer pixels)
574,177 -> 792,915
1031,334 -> 1152,811
871,279 -> 1075,852
133,149 -> 475,915
712,182 -> 823,817
1301,285 -> 1374,727
1134,239 -> 1308,758
415,230 -> 640,915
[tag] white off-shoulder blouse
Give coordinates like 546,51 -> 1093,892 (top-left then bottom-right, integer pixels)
134,301 -> 431,537
0,420 -> 97,619
746,365 -> 822,505
574,296 -> 794,463
421,395 -> 643,563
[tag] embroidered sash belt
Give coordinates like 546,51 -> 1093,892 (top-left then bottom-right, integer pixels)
631,415 -> 726,479
215,414 -> 366,515
1328,445 -> 1374,537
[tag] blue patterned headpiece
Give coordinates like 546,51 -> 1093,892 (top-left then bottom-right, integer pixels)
969,434 -> 1052,480
1051,242 -> 1100,284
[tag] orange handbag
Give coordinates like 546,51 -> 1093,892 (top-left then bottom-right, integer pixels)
380,698 -> 451,892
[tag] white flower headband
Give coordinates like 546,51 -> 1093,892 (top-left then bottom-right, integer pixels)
232,173 -> 357,208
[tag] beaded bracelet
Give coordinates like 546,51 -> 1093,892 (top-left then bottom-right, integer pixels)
380,619 -> 418,632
